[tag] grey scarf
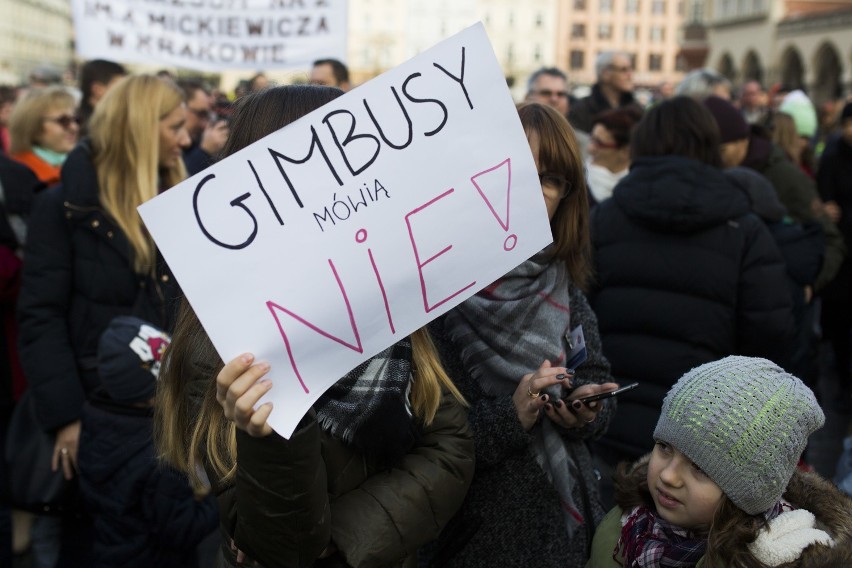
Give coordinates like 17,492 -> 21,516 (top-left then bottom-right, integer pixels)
444,248 -> 583,537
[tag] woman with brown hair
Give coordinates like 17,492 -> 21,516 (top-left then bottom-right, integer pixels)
155,85 -> 474,568
428,102 -> 618,567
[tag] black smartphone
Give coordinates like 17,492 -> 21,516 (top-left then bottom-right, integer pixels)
576,382 -> 639,403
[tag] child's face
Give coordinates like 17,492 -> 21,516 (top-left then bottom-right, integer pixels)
646,441 -> 723,531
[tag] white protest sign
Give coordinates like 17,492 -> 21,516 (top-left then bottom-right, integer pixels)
71,0 -> 347,70
139,23 -> 553,437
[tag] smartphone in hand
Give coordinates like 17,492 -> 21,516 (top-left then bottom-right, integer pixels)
576,382 -> 639,404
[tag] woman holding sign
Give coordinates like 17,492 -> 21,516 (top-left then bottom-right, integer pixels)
16,75 -> 189,565
427,102 -> 619,567
156,85 -> 474,568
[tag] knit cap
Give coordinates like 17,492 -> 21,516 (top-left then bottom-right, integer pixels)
653,356 -> 824,515
703,95 -> 749,143
779,90 -> 817,137
97,316 -> 171,404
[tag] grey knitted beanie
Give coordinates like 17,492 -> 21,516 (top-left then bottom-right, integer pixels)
653,356 -> 824,515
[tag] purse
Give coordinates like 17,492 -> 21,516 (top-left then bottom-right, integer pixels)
4,390 -> 78,515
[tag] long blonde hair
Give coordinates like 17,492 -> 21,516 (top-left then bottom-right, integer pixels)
155,299 -> 465,493
154,86 -> 465,492
89,75 -> 187,274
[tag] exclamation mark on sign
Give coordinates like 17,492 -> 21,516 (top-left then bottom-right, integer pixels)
470,158 -> 516,251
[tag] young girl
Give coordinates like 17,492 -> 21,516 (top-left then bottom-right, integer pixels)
587,356 -> 852,567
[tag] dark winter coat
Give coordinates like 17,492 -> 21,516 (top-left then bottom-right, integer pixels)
0,155 -> 42,406
428,284 -> 615,568
588,458 -> 852,567
568,84 -> 641,134
78,394 -> 218,568
589,156 -> 794,461
817,135 -> 852,245
212,389 -> 474,568
17,141 -> 181,431
743,134 -> 846,291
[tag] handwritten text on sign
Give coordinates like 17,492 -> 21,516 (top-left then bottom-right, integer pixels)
139,23 -> 553,437
70,0 -> 346,70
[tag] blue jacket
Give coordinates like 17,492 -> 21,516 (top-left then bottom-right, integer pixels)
78,393 -> 218,568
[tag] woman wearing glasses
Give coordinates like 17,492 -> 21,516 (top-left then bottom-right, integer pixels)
9,86 -> 80,187
428,103 -> 618,567
17,75 -> 189,565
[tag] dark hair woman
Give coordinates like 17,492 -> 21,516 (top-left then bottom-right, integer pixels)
586,107 -> 641,205
587,96 -> 794,486
427,103 -> 619,567
154,85 -> 474,568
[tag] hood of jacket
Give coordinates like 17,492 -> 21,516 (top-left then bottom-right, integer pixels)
723,166 -> 787,223
611,156 -> 751,233
781,470 -> 852,566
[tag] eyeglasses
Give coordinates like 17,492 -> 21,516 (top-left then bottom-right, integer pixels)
590,135 -> 620,149
531,89 -> 569,99
43,114 -> 80,130
608,65 -> 632,73
539,172 -> 572,200
188,107 -> 212,121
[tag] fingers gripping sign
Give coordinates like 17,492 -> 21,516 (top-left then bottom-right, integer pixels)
217,353 -> 275,437
513,360 -> 571,431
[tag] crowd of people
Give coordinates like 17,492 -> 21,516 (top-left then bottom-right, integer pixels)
0,50 -> 850,567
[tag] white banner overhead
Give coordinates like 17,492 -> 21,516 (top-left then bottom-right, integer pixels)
71,0 -> 347,71
138,23 -> 553,438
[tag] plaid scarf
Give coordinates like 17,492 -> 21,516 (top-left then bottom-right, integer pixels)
315,338 -> 417,465
444,248 -> 584,538
617,506 -> 707,567
617,502 -> 790,567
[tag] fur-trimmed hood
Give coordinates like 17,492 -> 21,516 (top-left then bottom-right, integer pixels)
780,470 -> 852,567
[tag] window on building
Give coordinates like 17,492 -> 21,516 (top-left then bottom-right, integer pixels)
652,0 -> 666,14
601,0 -> 613,13
574,0 -> 587,10
508,11 -> 514,26
650,26 -> 664,41
534,44 -> 542,62
570,50 -> 585,70
624,25 -> 638,41
626,0 -> 640,13
676,54 -> 688,71
598,23 -> 613,39
507,43 -> 514,63
628,53 -> 638,69
535,12 -> 543,27
572,23 -> 586,38
649,53 -> 663,71
678,1 -> 685,15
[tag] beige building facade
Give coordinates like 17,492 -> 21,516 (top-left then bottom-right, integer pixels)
0,0 -> 74,84
685,0 -> 852,104
555,0 -> 687,89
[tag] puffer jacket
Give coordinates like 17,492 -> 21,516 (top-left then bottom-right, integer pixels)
428,284 -> 615,568
213,389 -> 474,568
743,135 -> 846,291
17,141 -> 181,431
589,156 -> 794,461
78,394 -> 218,568
587,459 -> 852,567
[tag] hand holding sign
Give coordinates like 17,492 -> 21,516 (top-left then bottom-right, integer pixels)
139,23 -> 553,438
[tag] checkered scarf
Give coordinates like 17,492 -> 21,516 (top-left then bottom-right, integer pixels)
315,338 -> 417,465
617,502 -> 789,567
444,247 -> 584,538
617,506 -> 707,567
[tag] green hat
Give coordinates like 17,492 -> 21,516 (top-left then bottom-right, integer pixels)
779,90 -> 817,138
653,356 -> 824,515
